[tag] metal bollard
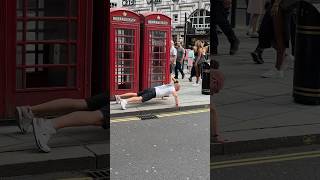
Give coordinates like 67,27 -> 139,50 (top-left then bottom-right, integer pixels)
202,62 -> 211,95
293,0 -> 320,104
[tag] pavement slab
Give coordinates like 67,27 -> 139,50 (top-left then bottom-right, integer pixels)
0,146 -> 96,177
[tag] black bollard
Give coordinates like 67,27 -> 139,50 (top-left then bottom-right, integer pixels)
293,0 -> 320,104
202,62 -> 211,95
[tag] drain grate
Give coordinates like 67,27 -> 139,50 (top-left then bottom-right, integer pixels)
86,169 -> 109,180
136,113 -> 159,120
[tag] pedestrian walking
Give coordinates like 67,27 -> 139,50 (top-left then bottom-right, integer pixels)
174,42 -> 185,79
187,45 -> 195,74
247,0 -> 266,37
210,58 -> 226,143
189,40 -> 206,86
115,77 -> 181,110
250,0 -> 297,78
170,40 -> 177,75
211,0 -> 240,55
16,94 -> 108,152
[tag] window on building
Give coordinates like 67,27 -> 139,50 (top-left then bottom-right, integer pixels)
110,2 -> 117,7
173,14 -> 178,23
189,9 -> 210,29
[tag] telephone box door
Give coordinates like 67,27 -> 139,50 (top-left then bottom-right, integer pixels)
13,0 -> 92,108
141,13 -> 171,90
110,9 -> 140,97
144,28 -> 170,88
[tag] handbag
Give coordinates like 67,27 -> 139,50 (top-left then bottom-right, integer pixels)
196,54 -> 205,65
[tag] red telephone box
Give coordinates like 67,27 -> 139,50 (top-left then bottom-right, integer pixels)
110,8 -> 140,97
140,13 -> 171,90
1,0 -> 93,118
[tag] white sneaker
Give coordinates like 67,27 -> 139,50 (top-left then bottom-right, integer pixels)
261,68 -> 284,78
283,54 -> 295,70
16,106 -> 34,134
192,83 -> 200,86
250,32 -> 259,38
120,99 -> 127,110
32,118 -> 56,153
115,95 -> 121,104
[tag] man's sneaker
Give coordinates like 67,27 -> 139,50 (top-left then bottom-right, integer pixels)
283,54 -> 295,70
16,106 -> 34,134
230,38 -> 240,55
120,99 -> 127,110
32,118 -> 56,153
251,51 -> 264,64
250,32 -> 259,38
261,67 -> 284,78
115,95 -> 121,104
192,83 -> 200,86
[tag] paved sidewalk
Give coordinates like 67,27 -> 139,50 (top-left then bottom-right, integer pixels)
212,29 -> 320,155
0,125 -> 108,177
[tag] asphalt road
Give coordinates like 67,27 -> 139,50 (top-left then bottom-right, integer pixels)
211,145 -> 320,180
110,110 -> 210,180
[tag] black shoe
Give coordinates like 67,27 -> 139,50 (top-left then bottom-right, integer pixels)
250,51 -> 264,64
174,77 -> 178,79
230,38 -> 240,55
188,77 -> 192,82
182,74 -> 185,79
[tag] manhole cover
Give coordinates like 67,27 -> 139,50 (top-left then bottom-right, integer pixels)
136,114 -> 159,120
86,169 -> 109,180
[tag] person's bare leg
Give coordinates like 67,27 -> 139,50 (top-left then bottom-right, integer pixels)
126,96 -> 143,104
251,14 -> 259,33
52,110 -> 104,130
273,11 -> 286,70
31,99 -> 88,116
211,104 -> 219,136
118,93 -> 138,99
211,103 -> 225,143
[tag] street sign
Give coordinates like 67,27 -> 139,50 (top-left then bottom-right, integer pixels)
122,0 -> 135,6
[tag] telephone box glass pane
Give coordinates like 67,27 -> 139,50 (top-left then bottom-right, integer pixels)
115,28 -> 135,90
27,0 -> 69,17
149,31 -> 167,87
24,44 -> 68,65
16,0 -> 79,90
25,67 -> 67,88
26,21 -> 69,40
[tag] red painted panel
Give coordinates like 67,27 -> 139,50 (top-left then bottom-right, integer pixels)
0,0 -> 5,117
4,0 -> 17,117
140,13 -> 171,90
110,8 -> 140,97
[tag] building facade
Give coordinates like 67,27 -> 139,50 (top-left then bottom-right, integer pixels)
114,0 -> 210,46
